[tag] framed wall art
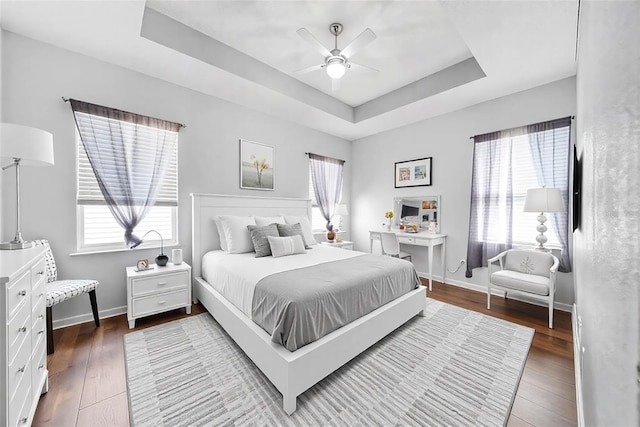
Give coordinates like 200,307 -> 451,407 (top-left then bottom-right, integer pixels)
394,157 -> 432,188
240,139 -> 274,191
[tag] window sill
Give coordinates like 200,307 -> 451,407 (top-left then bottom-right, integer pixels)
69,242 -> 181,257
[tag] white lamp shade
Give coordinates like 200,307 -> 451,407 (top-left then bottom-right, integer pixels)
326,62 -> 346,79
1,123 -> 54,166
335,204 -> 349,216
523,188 -> 565,213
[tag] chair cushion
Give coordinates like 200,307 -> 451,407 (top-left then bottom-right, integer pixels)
504,250 -> 553,278
491,270 -> 550,296
46,280 -> 99,307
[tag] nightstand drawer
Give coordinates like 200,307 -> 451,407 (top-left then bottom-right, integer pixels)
131,271 -> 189,297
132,289 -> 189,318
9,302 -> 31,366
7,271 -> 30,321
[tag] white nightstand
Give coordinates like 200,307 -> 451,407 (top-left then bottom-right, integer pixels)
126,262 -> 192,329
320,240 -> 353,250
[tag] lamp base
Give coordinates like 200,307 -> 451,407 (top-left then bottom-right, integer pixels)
0,240 -> 33,250
155,254 -> 169,266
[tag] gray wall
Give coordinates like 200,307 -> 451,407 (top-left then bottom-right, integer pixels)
1,31 -> 351,327
351,77 -> 576,307
575,1 -> 639,424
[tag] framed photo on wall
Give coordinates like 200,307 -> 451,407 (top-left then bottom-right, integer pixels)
240,139 -> 275,190
394,157 -> 432,188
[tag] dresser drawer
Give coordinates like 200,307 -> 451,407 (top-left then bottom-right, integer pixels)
7,271 -> 31,321
9,368 -> 32,427
131,271 -> 189,297
32,304 -> 46,354
32,295 -> 46,328
9,338 -> 32,402
132,289 -> 189,318
31,258 -> 46,286
32,342 -> 47,396
8,302 -> 31,366
32,274 -> 46,309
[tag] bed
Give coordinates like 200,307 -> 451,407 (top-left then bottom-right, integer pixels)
191,193 -> 427,415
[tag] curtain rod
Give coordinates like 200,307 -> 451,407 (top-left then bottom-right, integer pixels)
468,115 -> 575,139
304,152 -> 346,164
61,97 -> 186,128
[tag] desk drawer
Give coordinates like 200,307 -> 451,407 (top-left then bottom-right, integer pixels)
398,237 -> 415,245
131,271 -> 189,297
7,271 -> 30,321
132,289 -> 189,318
9,302 -> 31,366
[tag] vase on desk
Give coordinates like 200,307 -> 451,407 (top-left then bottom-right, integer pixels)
386,219 -> 392,231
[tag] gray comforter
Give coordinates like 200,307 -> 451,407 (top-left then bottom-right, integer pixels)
251,254 -> 421,352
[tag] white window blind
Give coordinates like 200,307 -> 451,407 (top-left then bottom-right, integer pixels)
76,112 -> 178,206
473,126 -> 570,247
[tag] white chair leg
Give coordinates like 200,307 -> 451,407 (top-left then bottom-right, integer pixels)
487,284 -> 491,310
549,296 -> 554,329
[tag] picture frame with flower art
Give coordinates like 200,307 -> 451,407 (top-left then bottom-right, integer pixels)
240,139 -> 274,190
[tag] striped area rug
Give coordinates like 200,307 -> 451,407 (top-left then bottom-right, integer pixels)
124,299 -> 534,426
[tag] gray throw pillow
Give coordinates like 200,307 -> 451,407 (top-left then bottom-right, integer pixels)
247,223 -> 279,257
276,223 -> 311,249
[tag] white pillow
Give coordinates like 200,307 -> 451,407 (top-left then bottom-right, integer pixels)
214,217 -> 228,251
254,215 -> 286,226
282,215 -> 317,245
218,215 -> 256,254
268,235 -> 306,258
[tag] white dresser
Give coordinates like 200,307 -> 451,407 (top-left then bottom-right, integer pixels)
1,247 -> 49,427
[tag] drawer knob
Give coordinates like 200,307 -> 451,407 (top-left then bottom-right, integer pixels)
38,330 -> 44,335
17,365 -> 26,373
38,314 -> 44,319
39,364 -> 45,369
18,290 -> 27,296
158,301 -> 166,305
158,281 -> 168,286
20,417 -> 28,424
38,271 -> 44,275
18,326 -> 27,333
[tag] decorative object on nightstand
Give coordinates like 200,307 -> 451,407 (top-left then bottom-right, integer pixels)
0,124 -> 54,250
172,248 -> 183,265
130,229 -> 169,266
384,210 -> 393,231
32,239 -> 100,354
523,187 -> 565,252
326,223 -> 335,242
126,262 -> 192,329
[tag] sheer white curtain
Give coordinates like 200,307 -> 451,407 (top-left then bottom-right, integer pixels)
71,99 -> 181,246
466,117 -> 572,277
308,153 -> 345,231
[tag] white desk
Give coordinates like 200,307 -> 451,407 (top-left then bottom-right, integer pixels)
369,230 -> 446,291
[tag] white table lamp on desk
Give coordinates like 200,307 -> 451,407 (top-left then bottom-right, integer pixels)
0,124 -> 54,250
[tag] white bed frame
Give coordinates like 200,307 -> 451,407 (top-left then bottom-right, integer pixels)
191,193 -> 427,415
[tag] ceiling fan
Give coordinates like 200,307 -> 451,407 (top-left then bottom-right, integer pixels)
294,23 -> 378,91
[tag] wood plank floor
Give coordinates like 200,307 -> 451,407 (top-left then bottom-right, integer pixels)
33,281 -> 576,426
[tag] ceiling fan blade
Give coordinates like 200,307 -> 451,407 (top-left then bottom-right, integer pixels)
292,64 -> 325,75
340,28 -> 376,59
331,78 -> 341,92
347,62 -> 379,74
296,28 -> 332,58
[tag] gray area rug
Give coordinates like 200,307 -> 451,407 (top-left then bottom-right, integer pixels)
124,299 -> 534,426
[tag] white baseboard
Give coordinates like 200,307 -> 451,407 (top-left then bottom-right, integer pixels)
52,305 -> 127,330
417,272 -> 572,313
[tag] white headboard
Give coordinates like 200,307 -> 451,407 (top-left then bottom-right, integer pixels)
190,193 -> 311,279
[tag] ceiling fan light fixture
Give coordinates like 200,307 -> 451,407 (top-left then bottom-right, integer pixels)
326,58 -> 346,79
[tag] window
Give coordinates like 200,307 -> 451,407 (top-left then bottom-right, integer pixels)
75,110 -> 179,252
467,117 -> 572,275
308,165 -> 345,231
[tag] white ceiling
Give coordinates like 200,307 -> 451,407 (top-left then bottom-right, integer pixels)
0,1 -> 578,140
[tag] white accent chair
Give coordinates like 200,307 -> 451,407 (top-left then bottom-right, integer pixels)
487,249 -> 559,328
380,232 -> 412,261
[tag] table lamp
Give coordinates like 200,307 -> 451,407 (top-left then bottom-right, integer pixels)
0,124 -> 54,250
523,187 -> 565,252
334,204 -> 349,231
129,230 -> 169,266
